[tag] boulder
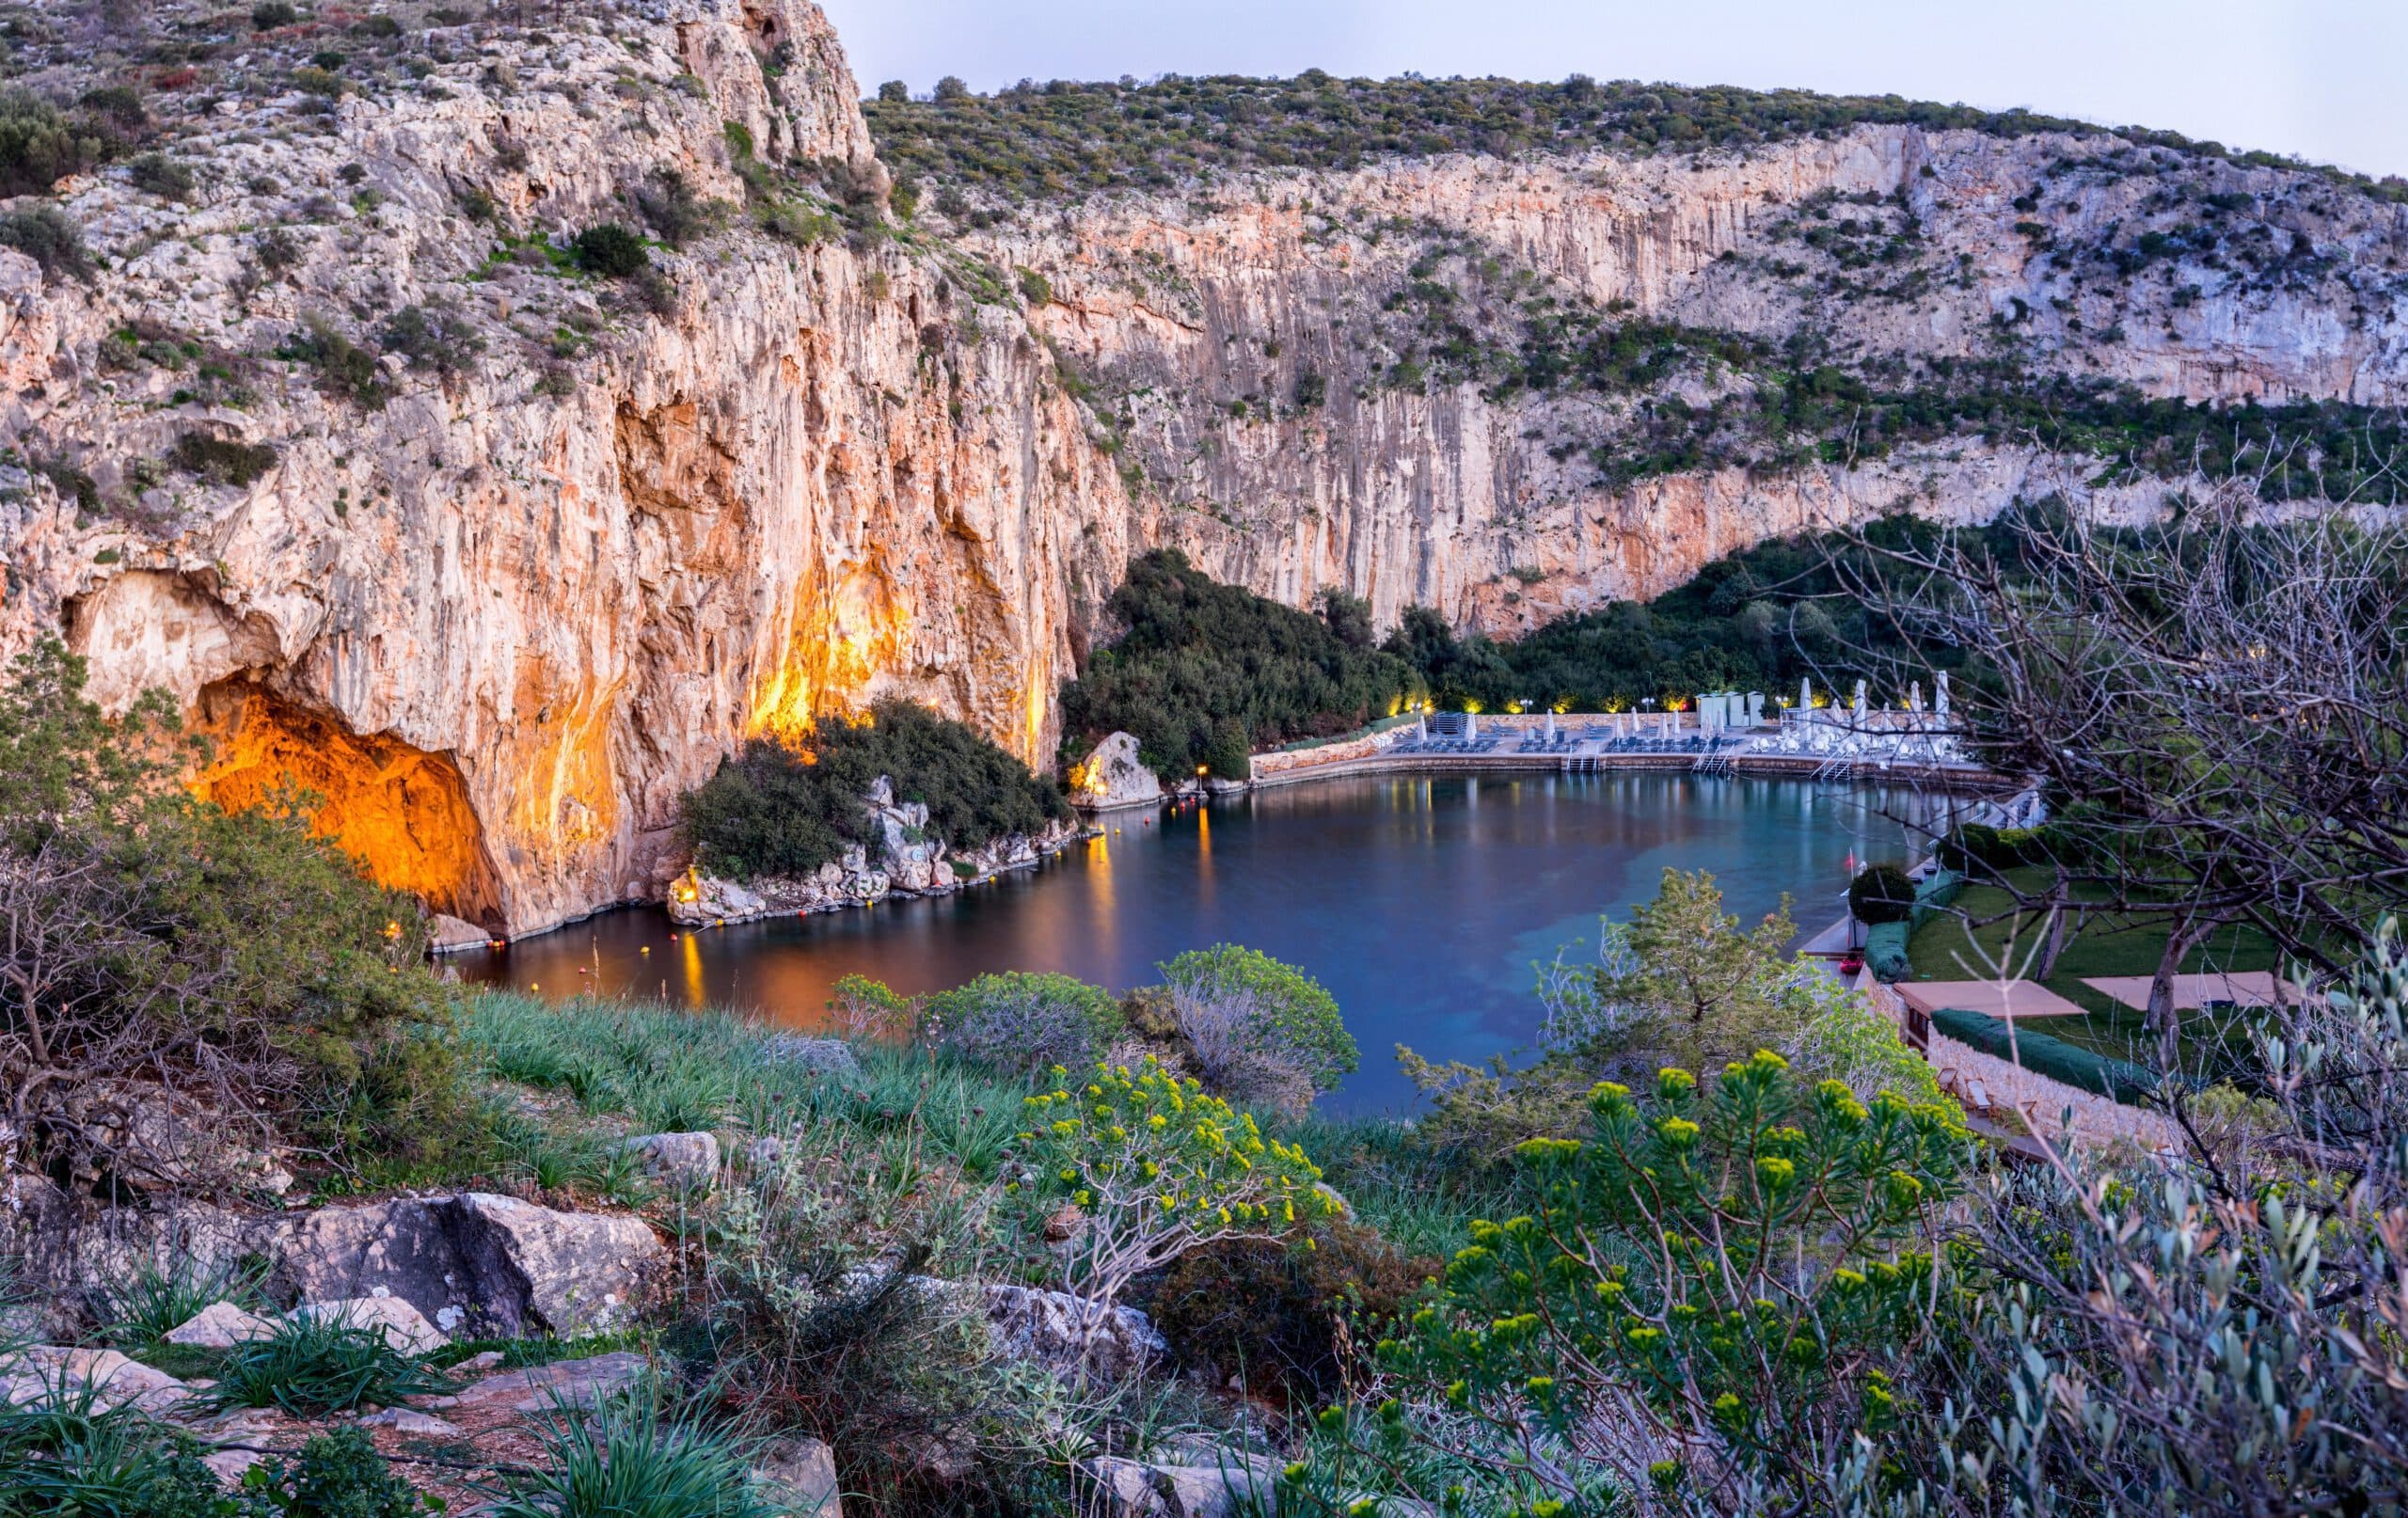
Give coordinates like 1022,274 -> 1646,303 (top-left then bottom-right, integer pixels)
761,1035 -> 861,1079
756,1434 -> 845,1518
1075,1455 -> 1275,1518
163,1301 -> 277,1349
446,1194 -> 662,1337
426,913 -> 491,953
265,1193 -> 662,1339
446,1350 -> 650,1413
671,871 -> 767,926
0,1346 -> 188,1414
287,1293 -> 449,1354
358,1406 -> 462,1436
1070,733 -> 1164,812
973,1282 -> 1167,1383
623,1131 -> 721,1189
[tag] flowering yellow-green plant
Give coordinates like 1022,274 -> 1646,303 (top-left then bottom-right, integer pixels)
1010,1057 -> 1339,1326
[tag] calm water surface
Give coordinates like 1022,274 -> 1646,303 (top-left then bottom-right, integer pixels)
461,773 -> 1943,1111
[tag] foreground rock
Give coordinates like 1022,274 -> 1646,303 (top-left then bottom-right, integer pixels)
288,1294 -> 450,1354
756,1434 -> 846,1518
441,1350 -> 652,1415
973,1282 -> 1169,1383
1076,1452 -> 1275,1518
1070,733 -> 1164,812
164,1301 -> 277,1349
623,1131 -> 721,1190
267,1194 -> 662,1338
0,1347 -> 188,1414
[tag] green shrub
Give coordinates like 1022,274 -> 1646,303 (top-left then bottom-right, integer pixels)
277,316 -> 389,408
251,1 -> 299,27
573,221 -> 650,277
0,89 -> 118,198
350,14 -> 402,39
235,1426 -> 436,1517
1847,862 -> 1915,925
1148,1220 -> 1432,1403
380,303 -> 484,374
1061,549 -> 1423,779
1928,1005 -> 2162,1101
1289,1052 -> 1965,1513
0,1386 -> 224,1518
0,206 -> 90,280
1014,265 -> 1050,306
211,1316 -> 452,1416
170,431 -> 279,486
127,151 -> 194,200
1159,943 -> 1358,1103
680,699 -> 1067,882
1012,1057 -> 1340,1318
0,640 -> 470,1179
635,168 -> 714,247
926,970 -> 1122,1073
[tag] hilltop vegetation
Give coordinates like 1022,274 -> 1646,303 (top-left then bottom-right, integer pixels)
1060,549 -> 1423,779
863,71 -> 2408,204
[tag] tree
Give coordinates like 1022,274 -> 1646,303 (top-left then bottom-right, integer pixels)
1837,466 -> 2408,1010
1846,862 -> 1914,925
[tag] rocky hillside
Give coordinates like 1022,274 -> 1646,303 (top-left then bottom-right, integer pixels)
0,0 -> 2400,934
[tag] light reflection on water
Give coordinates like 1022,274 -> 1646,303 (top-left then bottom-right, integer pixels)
460,772 -> 1951,1111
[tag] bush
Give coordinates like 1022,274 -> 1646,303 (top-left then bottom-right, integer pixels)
277,316 -> 389,409
1847,862 -> 1915,925
1160,943 -> 1358,1106
126,151 -> 194,200
235,1427 -> 436,1517
380,302 -> 484,375
1062,549 -> 1423,779
170,432 -> 279,486
635,168 -> 715,247
0,640 -> 470,1185
1012,1057 -> 1340,1321
1289,1053 -> 1966,1513
573,221 -> 650,277
91,1253 -> 265,1352
680,699 -> 1068,882
251,1 -> 298,27
0,206 -> 90,280
0,89 -> 119,198
1148,1220 -> 1432,1403
0,1387 -> 224,1518
926,970 -> 1122,1073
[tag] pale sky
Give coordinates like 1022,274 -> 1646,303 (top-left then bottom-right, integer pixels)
819,0 -> 2408,182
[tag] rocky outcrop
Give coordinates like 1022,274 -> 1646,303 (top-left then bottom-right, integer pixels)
672,780 -> 1086,926
0,0 -> 2395,938
1069,731 -> 1165,811
264,1193 -> 663,1338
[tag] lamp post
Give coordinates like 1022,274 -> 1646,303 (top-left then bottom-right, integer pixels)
1196,763 -> 1208,802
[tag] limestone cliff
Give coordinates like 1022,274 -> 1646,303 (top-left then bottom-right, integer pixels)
0,0 -> 2397,933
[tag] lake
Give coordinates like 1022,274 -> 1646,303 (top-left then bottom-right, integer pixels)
459,771 -> 1945,1110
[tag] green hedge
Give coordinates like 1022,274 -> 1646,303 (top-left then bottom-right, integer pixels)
1928,1006 -> 2161,1103
1864,920 -> 1912,984
1909,869 -> 1962,932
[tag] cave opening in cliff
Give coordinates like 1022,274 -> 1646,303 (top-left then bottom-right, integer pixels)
188,683 -> 506,930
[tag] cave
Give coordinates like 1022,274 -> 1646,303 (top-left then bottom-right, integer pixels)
189,683 -> 507,930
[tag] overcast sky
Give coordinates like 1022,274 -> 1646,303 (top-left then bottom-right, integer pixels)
818,0 -> 2408,182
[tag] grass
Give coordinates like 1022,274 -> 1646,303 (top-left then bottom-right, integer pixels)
211,1315 -> 453,1416
1904,865 -> 2288,1075
484,1390 -> 774,1518
90,1253 -> 268,1354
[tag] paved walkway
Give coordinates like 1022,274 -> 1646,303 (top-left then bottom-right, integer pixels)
1897,979 -> 2090,1020
2082,972 -> 2301,1012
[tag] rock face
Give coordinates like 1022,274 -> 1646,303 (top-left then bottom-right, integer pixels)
0,0 -> 2397,937
1069,732 -> 1164,811
264,1193 -> 662,1338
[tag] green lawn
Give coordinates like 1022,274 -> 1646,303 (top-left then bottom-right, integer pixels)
1904,866 -> 2284,1077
